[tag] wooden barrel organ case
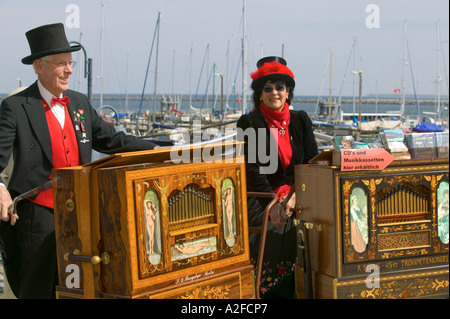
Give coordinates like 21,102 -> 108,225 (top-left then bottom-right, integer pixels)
294,152 -> 449,299
53,142 -> 254,299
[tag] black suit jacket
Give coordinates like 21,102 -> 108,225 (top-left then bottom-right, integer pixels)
236,108 -> 319,194
0,81 -> 156,196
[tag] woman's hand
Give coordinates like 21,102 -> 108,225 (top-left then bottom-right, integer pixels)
280,192 -> 296,219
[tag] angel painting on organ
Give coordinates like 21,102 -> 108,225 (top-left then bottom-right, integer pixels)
223,186 -> 236,239
145,199 -> 158,254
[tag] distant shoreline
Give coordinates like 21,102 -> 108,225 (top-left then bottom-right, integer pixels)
92,96 -> 449,105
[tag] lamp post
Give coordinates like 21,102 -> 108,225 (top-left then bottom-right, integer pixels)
70,41 -> 92,103
352,70 -> 363,140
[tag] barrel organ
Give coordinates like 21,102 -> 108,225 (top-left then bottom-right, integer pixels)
53,143 -> 254,299
295,156 -> 449,299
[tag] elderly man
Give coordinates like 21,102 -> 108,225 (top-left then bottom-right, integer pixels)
0,23 -> 158,298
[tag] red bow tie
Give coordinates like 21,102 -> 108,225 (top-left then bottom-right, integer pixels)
51,96 -> 70,107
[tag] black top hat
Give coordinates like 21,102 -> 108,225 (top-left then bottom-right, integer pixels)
21,23 -> 81,65
256,56 -> 287,68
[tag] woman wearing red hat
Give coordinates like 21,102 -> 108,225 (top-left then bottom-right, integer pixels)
237,56 -> 318,298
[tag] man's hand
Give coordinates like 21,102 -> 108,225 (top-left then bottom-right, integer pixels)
0,184 -> 18,225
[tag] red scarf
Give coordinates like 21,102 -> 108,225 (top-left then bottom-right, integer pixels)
259,101 -> 292,171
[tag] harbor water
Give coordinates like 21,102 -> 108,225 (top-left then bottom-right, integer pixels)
0,93 -> 447,119
86,95 -> 447,120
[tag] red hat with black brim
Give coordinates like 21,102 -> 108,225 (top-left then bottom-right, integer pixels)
250,56 -> 295,90
21,23 -> 81,65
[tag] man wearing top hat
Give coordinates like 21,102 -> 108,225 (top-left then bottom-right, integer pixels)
0,23 -> 159,298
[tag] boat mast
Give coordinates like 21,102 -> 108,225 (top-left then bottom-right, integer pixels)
328,49 -> 333,118
436,20 -> 441,120
225,40 -> 230,110
136,11 -> 161,134
125,53 -> 129,113
206,45 -> 210,111
352,37 -> 357,115
212,63 -> 216,112
400,20 -> 407,117
100,3 -> 104,107
189,43 -> 193,108
76,32 -> 83,92
375,71 -> 379,119
152,11 -> 161,125
172,50 -> 175,97
241,0 -> 247,114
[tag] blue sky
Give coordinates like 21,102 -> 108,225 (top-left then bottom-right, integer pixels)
0,0 -> 448,99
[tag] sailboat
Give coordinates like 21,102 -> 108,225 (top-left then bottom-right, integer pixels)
413,20 -> 448,132
311,42 -> 405,139
100,2 -> 247,145
311,49 -> 349,135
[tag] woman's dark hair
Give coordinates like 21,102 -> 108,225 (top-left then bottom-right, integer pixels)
251,79 -> 294,109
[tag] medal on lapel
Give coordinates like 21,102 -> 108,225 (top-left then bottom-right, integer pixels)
73,109 -> 86,132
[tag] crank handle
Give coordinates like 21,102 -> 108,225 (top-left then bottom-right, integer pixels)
64,249 -> 110,265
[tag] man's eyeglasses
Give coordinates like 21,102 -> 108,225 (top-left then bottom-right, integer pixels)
262,84 -> 286,93
42,60 -> 77,69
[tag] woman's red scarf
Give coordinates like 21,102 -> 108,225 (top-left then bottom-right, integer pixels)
259,101 -> 293,198
259,101 -> 292,169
